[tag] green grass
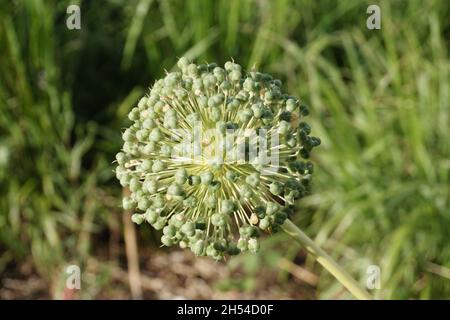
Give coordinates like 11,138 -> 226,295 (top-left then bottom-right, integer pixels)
1,0 -> 449,299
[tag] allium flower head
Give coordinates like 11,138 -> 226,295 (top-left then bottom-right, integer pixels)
115,57 -> 320,259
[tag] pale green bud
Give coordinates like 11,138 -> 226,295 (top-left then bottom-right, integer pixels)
269,181 -> 283,196
131,213 -> 145,225
149,128 -> 162,142
248,238 -> 259,253
221,199 -> 235,214
175,168 -> 188,184
245,172 -> 260,187
152,160 -> 166,173
201,171 -> 214,185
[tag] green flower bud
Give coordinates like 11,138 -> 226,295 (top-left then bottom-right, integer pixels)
245,172 -> 260,187
122,129 -> 135,142
240,184 -> 253,198
143,179 -> 158,194
221,199 -> 235,214
188,175 -> 201,186
285,190 -> 299,204
286,136 -> 297,148
259,217 -> 271,230
138,198 -> 151,211
236,90 -> 249,101
237,238 -> 248,252
170,213 -> 185,228
299,121 -> 311,134
129,178 -> 140,193
187,63 -> 198,77
187,113 -> 200,125
274,211 -> 288,225
220,80 -> 231,91
208,94 -> 224,108
136,129 -> 149,141
302,161 -> 312,174
175,168 -> 188,184
286,98 -> 297,112
254,206 -> 266,219
207,63 -> 218,71
280,111 -> 292,122
183,196 -> 197,208
138,97 -> 148,109
152,160 -> 166,173
213,67 -> 226,80
177,56 -> 190,70
224,61 -> 234,71
266,202 -> 280,215
119,174 -> 131,187
278,120 -> 290,135
143,142 -> 157,155
192,219 -> 205,231
134,189 -> 145,202
160,144 -> 172,157
227,243 -> 240,255
128,107 -> 140,121
152,194 -> 165,208
229,70 -> 242,82
299,148 -> 310,159
115,152 -> 127,165
239,225 -> 249,237
153,217 -> 166,230
208,180 -> 222,192
146,95 -> 157,107
167,183 -> 184,197
131,213 -> 145,225
243,78 -> 255,91
163,225 -> 177,237
139,159 -> 153,171
206,243 -> 219,257
161,234 -> 174,246
273,79 -> 282,87
248,238 -> 259,253
179,240 -> 188,249
145,208 -> 159,224
211,213 -> 227,227
269,181 -> 283,196
164,115 -> 177,129
227,98 -> 240,110
203,74 -> 217,88
122,197 -> 135,210
238,109 -> 253,123
192,240 -> 206,256
251,103 -> 264,119
213,239 -> 227,252
149,128 -> 162,142
210,107 -> 221,121
225,171 -> 238,182
181,221 -> 196,237
201,171 -> 214,185
300,104 -> 310,116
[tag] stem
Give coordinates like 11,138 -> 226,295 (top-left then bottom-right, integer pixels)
123,189 -> 143,300
282,219 -> 372,300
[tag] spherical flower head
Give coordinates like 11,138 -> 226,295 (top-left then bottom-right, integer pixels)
115,57 -> 320,260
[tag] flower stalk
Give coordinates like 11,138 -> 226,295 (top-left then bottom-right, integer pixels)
282,219 -> 372,300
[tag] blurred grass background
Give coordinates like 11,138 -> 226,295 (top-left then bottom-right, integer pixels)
0,0 -> 449,299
